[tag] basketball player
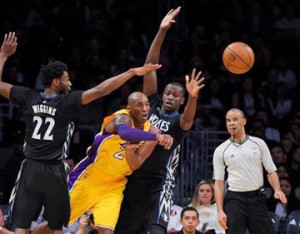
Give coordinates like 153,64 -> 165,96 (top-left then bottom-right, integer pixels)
115,7 -> 205,234
0,32 -> 161,234
67,92 -> 173,234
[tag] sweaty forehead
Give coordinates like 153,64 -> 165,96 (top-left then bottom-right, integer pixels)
165,84 -> 184,94
132,95 -> 148,104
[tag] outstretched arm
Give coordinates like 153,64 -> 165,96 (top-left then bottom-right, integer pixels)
0,32 -> 18,99
81,63 -> 161,105
143,7 -> 181,96
105,114 -> 173,148
180,69 -> 205,130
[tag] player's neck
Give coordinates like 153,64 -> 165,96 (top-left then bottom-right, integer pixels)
133,121 -> 144,130
160,107 -> 179,117
44,88 -> 58,98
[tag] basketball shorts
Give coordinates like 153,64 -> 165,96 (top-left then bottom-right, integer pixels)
10,158 -> 70,230
115,177 -> 174,234
69,175 -> 126,230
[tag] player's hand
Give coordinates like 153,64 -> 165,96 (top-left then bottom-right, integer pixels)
274,190 -> 287,204
157,134 -> 173,150
0,32 -> 18,57
218,210 -> 228,230
160,6 -> 181,30
185,68 -> 205,98
132,63 -> 162,76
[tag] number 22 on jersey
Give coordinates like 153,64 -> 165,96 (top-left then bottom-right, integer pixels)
32,116 -> 55,140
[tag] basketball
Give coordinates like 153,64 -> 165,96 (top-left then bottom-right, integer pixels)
222,42 -> 255,74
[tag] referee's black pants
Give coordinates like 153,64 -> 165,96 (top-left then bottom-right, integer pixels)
224,190 -> 274,234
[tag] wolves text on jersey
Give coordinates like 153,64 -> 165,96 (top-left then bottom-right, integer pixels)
148,113 -> 170,132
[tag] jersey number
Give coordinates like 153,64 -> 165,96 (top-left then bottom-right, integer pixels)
32,116 -> 55,140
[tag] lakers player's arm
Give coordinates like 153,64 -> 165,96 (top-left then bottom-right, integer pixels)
0,32 -> 17,99
180,69 -> 205,131
125,125 -> 174,171
105,114 -> 159,142
143,7 -> 181,97
81,63 -> 161,105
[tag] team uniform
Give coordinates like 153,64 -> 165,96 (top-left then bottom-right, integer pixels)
213,135 -> 277,234
115,93 -> 187,233
68,110 -> 151,230
9,86 -> 83,229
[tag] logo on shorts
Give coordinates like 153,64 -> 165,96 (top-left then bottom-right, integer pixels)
161,211 -> 170,222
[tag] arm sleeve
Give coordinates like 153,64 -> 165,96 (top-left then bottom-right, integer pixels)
10,86 -> 31,105
213,147 -> 226,180
115,124 -> 157,142
260,139 -> 277,173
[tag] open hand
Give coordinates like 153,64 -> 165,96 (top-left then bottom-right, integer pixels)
160,7 -> 181,30
185,68 -> 205,98
133,63 -> 161,76
1,32 -> 18,57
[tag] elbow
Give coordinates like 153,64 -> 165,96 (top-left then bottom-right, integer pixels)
128,160 -> 142,171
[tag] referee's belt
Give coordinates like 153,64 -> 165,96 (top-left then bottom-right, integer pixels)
229,188 -> 265,197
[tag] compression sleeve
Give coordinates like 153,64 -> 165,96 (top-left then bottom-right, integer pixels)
115,124 -> 157,142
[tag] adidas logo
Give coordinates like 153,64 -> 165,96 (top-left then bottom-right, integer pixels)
288,218 -> 300,226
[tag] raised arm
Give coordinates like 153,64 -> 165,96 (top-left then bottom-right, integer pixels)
81,63 -> 161,105
180,68 -> 205,130
0,32 -> 18,99
143,7 -> 181,96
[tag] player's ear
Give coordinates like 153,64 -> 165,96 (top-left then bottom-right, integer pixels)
180,97 -> 185,105
53,78 -> 60,87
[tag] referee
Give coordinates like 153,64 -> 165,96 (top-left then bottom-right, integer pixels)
213,108 -> 287,234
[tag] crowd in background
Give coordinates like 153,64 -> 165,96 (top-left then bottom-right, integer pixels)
0,0 -> 300,232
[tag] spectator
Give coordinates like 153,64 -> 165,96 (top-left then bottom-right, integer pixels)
176,207 -> 202,234
190,180 -> 225,234
286,145 -> 300,189
231,76 -> 264,118
267,82 -> 293,131
270,143 -> 287,165
267,177 -> 300,223
276,163 -> 289,179
0,207 -> 13,234
280,137 -> 294,156
167,180 -> 225,234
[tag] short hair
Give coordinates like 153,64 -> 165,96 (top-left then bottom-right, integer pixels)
40,61 -> 68,87
226,108 -> 245,118
180,206 -> 199,219
166,82 -> 185,97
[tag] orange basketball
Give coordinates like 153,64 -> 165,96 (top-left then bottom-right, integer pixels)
222,42 -> 255,74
